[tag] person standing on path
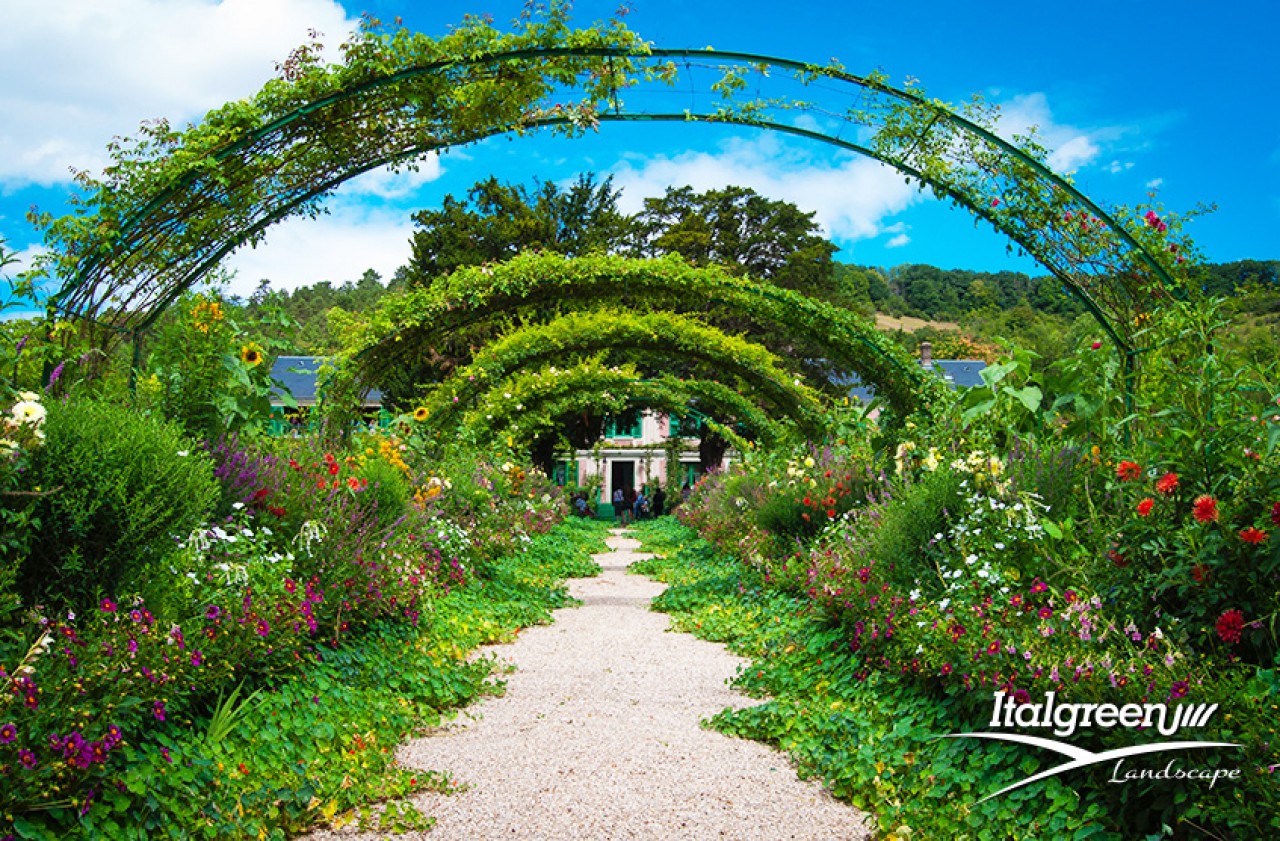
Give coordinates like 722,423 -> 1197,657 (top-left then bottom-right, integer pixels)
652,483 -> 665,517
612,486 -> 625,523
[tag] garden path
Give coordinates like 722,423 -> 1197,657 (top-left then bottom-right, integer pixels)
304,528 -> 868,840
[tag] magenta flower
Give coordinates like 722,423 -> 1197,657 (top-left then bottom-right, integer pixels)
99,599 -> 117,613
0,723 -> 16,743
19,748 -> 37,769
153,700 -> 167,721
256,619 -> 270,638
205,605 -> 222,621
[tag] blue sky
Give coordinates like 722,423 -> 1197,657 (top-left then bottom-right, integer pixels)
1,0 -> 1276,301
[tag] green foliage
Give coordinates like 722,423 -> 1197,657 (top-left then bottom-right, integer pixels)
868,467 -> 963,589
414,307 -> 830,441
18,398 -> 218,611
631,519 -> 1122,840
353,251 -> 942,421
354,455 -> 412,528
0,512 -> 606,839
407,173 -> 630,283
630,184 -> 837,295
141,290 -> 297,438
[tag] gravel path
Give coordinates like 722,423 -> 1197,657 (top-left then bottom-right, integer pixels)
304,529 -> 868,841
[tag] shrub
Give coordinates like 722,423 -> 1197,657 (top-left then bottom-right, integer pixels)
18,399 -> 219,611
356,456 -> 412,528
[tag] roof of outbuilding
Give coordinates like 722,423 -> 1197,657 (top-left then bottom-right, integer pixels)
270,356 -> 382,405
834,359 -> 988,405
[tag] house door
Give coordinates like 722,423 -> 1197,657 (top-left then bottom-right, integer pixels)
611,460 -> 635,497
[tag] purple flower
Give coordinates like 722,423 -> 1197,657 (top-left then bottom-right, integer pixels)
62,732 -> 85,759
160,746 -> 172,763
153,700 -> 166,721
14,335 -> 28,356
205,605 -> 222,621
18,749 -> 37,769
1169,680 -> 1189,699
191,651 -> 203,667
47,361 -> 65,389
0,723 -> 15,744
99,598 -> 117,613
256,619 -> 270,638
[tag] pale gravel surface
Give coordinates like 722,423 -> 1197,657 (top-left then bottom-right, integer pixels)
302,529 -> 869,841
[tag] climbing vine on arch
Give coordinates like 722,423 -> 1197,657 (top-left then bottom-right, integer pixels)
409,308 -> 829,440
438,359 -> 779,453
348,252 -> 948,419
26,0 -> 1197,390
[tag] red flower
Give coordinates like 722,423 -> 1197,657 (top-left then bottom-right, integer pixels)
347,477 -> 360,490
1240,527 -> 1268,545
1192,495 -> 1219,523
1271,502 -> 1280,526
1136,498 -> 1154,517
1191,563 -> 1209,583
1215,609 -> 1244,645
1155,472 -> 1179,496
252,487 -> 270,501
1090,341 -> 1102,350
268,506 -> 286,517
1116,461 -> 1142,482
327,462 -> 340,476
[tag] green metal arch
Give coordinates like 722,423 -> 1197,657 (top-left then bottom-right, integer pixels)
456,362 -> 781,449
419,308 -> 829,437
357,251 -> 949,418
41,37 -> 1175,366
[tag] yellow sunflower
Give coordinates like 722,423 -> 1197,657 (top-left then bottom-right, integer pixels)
413,406 -> 430,422
240,344 -> 263,367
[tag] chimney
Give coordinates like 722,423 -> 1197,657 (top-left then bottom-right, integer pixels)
920,340 -> 933,368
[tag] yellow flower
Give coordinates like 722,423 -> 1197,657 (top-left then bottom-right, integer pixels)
240,345 -> 263,367
413,407 -> 429,422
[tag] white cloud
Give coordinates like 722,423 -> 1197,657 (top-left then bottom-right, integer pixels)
0,0 -> 358,187
607,135 -> 919,244
993,93 -> 1102,174
221,203 -> 414,295
1107,160 -> 1134,174
338,156 -> 445,199
885,233 -> 911,248
1146,177 -> 1164,190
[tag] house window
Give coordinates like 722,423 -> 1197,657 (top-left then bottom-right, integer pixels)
668,413 -> 682,438
552,460 -> 571,486
605,409 -> 642,439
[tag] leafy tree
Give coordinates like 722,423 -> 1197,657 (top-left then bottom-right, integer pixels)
405,173 -> 629,284
629,185 -> 837,297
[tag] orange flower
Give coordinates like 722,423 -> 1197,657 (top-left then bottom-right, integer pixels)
1155,472 -> 1179,495
1192,495 -> 1218,523
1136,498 -> 1154,517
1116,461 -> 1142,482
1239,527 -> 1268,545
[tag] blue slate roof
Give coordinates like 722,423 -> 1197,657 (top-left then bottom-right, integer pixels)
835,359 -> 988,406
270,356 -> 382,406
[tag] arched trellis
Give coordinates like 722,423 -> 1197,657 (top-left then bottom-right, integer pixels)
354,252 -> 949,418
33,13 -> 1184,392
453,361 -> 781,449
416,308 -> 829,437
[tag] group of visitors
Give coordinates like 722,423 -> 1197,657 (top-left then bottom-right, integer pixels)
611,483 -> 666,524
